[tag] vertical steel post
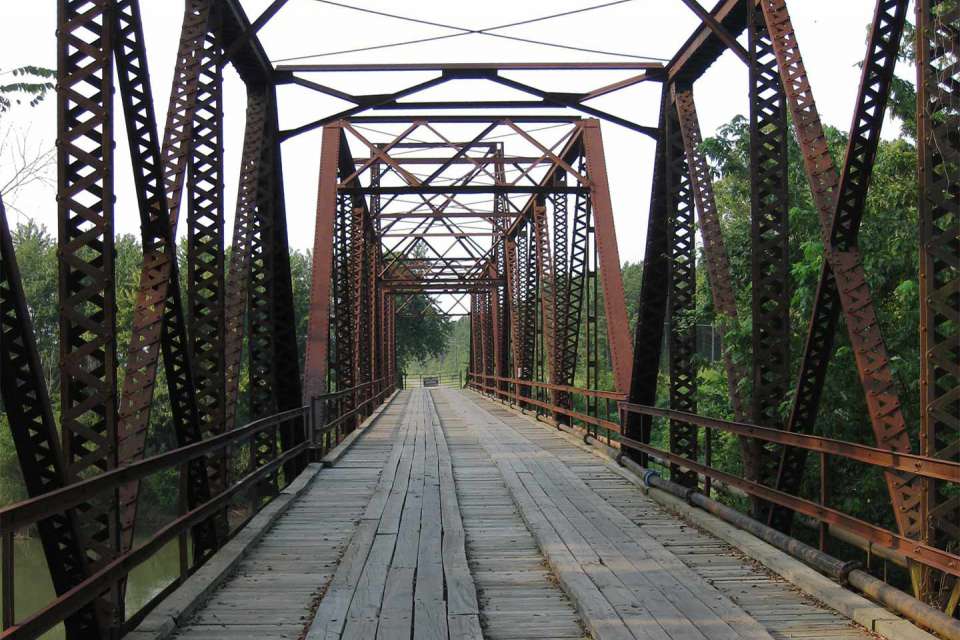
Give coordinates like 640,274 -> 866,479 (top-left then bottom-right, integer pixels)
916,0 -> 960,611
581,121 -> 633,394
665,88 -> 699,488
746,0 -> 790,516
57,0 -> 120,626
303,124 -> 342,410
625,91 -> 670,466
0,199 -> 100,637
760,0 -> 923,566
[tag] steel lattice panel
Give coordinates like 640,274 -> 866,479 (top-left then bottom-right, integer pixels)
772,0 -> 909,533
759,0 -> 923,551
917,0 -> 960,605
1,200 -> 101,638
746,1 -> 791,519
113,0 -> 217,562
56,3 -> 120,617
626,95 -> 670,464
666,97 -> 699,489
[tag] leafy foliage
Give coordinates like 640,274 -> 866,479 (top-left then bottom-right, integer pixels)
0,66 -> 55,114
0,225 -> 441,513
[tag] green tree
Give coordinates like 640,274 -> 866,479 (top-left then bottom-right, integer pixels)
701,114 -> 920,531
395,296 -> 453,371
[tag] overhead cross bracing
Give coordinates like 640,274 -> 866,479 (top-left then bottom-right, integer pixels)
327,119 -> 605,319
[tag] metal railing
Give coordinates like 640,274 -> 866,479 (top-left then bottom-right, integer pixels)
0,380 -> 394,640
467,372 -> 960,599
468,372 -> 624,440
615,403 -> 960,582
309,376 -> 395,456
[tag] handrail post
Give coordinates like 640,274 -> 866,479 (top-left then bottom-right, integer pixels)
177,465 -> 189,582
2,530 -> 13,631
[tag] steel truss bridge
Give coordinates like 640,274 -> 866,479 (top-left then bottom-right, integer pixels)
0,1 -> 958,639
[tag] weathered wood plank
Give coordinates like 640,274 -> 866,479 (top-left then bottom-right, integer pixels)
463,390 -> 882,640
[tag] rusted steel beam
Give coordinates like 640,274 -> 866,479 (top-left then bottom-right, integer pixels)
916,0 -> 960,610
549,171 -> 579,416
533,203 -> 555,385
676,0 -> 750,64
505,235 -> 521,380
746,0 -> 790,518
517,224 -> 539,395
222,0 -> 289,62
667,0 -> 747,82
621,403 -> 960,483
0,199 -> 100,638
349,205 -> 366,423
615,422 -> 960,580
625,91 -> 670,466
773,0 -> 909,534
674,87 -> 746,419
344,115 -> 580,124
247,90 -> 280,495
759,0 -> 923,553
581,121 -> 634,394
332,190 -> 356,420
280,76 -> 451,141
482,289 -> 496,378
113,0 -> 217,563
359,156 -> 545,165
665,94 -> 699,489
265,99 -> 305,477
224,90 -> 269,432
674,86 -> 755,496
493,154 -> 511,394
184,1 -> 229,539
581,72 -> 659,101
303,124 -> 343,405
342,185 -> 586,195
217,0 -> 274,84
489,76 -> 659,137
56,0 -> 119,625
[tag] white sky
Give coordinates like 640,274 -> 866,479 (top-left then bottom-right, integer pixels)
0,0 -> 908,265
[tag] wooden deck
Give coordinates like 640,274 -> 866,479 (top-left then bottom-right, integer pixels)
169,389 -> 880,640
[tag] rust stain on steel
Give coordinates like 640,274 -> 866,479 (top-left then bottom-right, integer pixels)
580,120 -> 634,394
760,0 -> 923,544
774,0 -> 909,534
303,124 -> 344,404
224,90 -> 269,432
916,0 -> 960,606
746,0 -> 791,513
113,0 -> 216,561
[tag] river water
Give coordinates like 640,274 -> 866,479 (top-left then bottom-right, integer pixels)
2,535 -> 180,639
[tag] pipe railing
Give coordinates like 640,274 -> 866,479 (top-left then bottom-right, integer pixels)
0,379 -> 395,640
615,403 -> 960,581
467,370 -> 960,612
308,375 -> 395,456
468,372 -> 624,439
